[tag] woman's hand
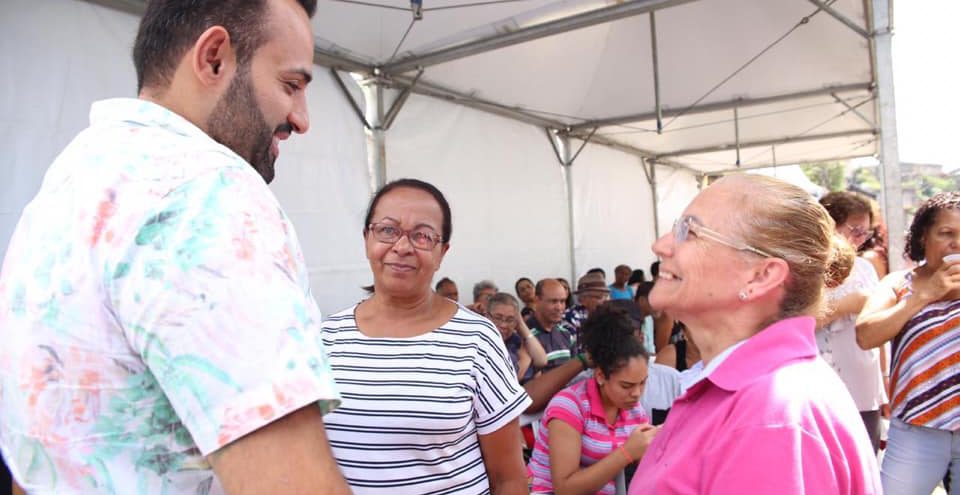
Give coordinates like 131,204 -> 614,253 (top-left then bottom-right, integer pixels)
913,262 -> 960,304
623,424 -> 659,461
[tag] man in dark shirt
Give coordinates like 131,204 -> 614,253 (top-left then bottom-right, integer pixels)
526,278 -> 576,371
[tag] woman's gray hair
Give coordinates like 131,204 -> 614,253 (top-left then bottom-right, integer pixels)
472,280 -> 499,301
486,292 -> 520,313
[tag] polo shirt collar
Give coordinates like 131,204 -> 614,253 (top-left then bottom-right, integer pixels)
704,316 -> 818,392
586,376 -> 631,425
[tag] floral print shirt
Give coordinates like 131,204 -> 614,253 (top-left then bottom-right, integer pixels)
0,98 -> 340,494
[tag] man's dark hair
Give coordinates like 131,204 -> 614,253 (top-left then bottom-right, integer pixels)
581,305 -> 647,378
586,267 -> 606,278
362,178 -> 452,244
819,191 -> 873,227
133,0 -> 318,92
435,277 -> 454,291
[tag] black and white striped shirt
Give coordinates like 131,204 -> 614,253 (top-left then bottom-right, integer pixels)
321,305 -> 531,494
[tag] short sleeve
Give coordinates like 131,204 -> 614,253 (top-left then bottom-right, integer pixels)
472,320 -> 532,435
109,165 -> 340,455
542,389 -> 585,434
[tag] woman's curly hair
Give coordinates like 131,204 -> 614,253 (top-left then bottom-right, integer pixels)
580,304 -> 648,378
905,191 -> 960,262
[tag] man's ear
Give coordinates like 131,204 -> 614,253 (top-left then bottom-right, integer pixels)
191,26 -> 235,87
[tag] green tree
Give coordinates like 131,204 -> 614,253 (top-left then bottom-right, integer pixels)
801,161 -> 846,191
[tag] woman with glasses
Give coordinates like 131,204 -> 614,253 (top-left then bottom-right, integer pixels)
488,292 -> 548,383
856,191 -> 960,495
628,175 -> 880,495
817,191 -> 887,453
320,178 -> 530,494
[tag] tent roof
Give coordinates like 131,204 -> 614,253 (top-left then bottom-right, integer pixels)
92,0 -> 880,173
307,0 -> 879,173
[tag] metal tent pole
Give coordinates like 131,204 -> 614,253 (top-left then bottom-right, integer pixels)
361,75 -> 388,192
548,130 -> 579,284
870,0 -> 905,270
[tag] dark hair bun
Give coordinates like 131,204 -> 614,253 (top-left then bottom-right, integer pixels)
581,304 -> 648,377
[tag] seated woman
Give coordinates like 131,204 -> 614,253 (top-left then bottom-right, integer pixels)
487,292 -> 548,383
321,178 -> 530,494
528,305 -> 659,495
628,174 -> 880,495
856,191 -> 960,495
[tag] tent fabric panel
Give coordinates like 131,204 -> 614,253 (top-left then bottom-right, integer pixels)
606,90 -> 876,156
269,71 -> 373,315
0,0 -> 374,315
311,0 -> 563,63
571,144 -> 659,279
641,0 -> 871,108
667,133 -> 877,173
387,94 -> 575,296
651,164 -> 700,238
366,0 -> 872,127
0,0 -> 140,262
413,21 -> 615,121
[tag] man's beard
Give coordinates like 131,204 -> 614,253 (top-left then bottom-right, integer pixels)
207,69 -> 281,183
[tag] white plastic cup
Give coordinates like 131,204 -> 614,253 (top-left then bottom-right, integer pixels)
943,253 -> 960,264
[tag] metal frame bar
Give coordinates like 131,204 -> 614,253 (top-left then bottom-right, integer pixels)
382,0 -> 700,73
653,128 -> 876,159
644,159 -> 661,239
313,46 -> 376,73
733,106 -> 741,166
546,130 -> 580,283
806,0 -> 871,39
569,82 -> 873,130
869,0 -> 905,270
391,75 -> 565,128
830,92 -> 875,128
330,69 -> 373,130
79,0 -> 145,15
649,11 -> 663,134
383,68 -> 423,129
707,152 -> 877,175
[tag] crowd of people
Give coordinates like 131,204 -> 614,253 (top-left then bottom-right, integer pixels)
1,1 -> 959,495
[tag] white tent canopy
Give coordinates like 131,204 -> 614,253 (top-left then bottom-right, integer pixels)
0,0 -> 900,314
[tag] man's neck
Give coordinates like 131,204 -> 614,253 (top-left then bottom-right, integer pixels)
534,314 -> 559,331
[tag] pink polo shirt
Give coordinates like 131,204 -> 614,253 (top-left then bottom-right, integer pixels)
529,376 -> 650,495
628,317 -> 881,495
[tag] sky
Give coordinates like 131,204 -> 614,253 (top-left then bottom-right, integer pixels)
891,1 -> 960,172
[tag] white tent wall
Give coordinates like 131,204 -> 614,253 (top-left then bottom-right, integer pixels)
0,0 -> 373,314
570,143 -> 659,279
1,1 -> 139,263
386,94 -> 576,297
651,163 -> 700,239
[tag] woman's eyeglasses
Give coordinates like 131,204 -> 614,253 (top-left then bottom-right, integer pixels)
368,222 -> 443,250
672,215 -> 775,258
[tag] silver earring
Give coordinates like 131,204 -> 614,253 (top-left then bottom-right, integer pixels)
738,290 -> 748,301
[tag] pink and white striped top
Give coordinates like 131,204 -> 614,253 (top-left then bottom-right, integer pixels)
528,377 -> 649,494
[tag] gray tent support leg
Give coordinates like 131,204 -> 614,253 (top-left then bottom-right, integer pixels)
642,158 -> 661,239
870,0 -> 905,271
547,129 -> 579,284
650,11 -> 663,134
361,78 -> 387,193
